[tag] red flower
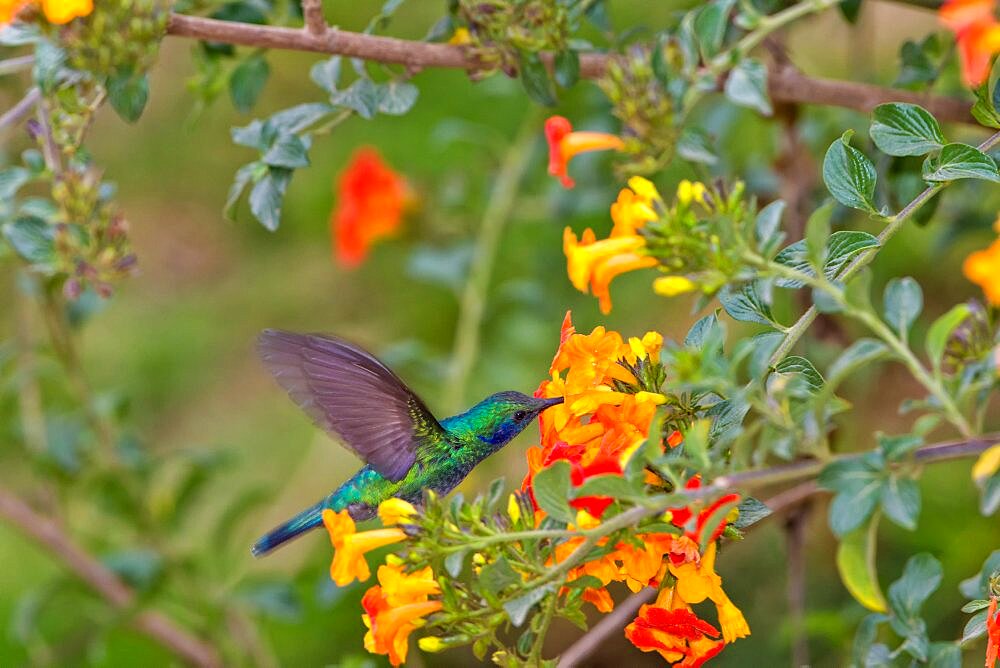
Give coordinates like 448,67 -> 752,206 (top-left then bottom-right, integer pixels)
545,116 -> 625,189
987,596 -> 999,668
940,0 -> 1000,85
331,147 -> 406,268
669,477 -> 740,547
625,599 -> 724,665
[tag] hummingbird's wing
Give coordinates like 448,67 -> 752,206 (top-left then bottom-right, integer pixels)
257,329 -> 444,482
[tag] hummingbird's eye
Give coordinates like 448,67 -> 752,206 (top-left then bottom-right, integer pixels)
513,410 -> 528,421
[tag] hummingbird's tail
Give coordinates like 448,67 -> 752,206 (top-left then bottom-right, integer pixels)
251,499 -> 325,557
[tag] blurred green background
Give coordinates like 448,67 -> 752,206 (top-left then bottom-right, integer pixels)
2,1 -> 999,666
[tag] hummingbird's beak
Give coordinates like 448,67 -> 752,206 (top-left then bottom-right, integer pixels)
538,396 -> 564,409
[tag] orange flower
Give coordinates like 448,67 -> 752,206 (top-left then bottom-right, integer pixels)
964,233 -> 1000,305
625,587 -> 724,665
987,595 -> 999,668
669,543 -> 751,644
332,147 -> 406,268
940,0 -> 1000,85
362,586 -> 442,666
322,509 -> 406,586
0,0 -> 91,24
545,116 -> 625,188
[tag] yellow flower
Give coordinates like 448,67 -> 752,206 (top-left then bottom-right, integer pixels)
627,331 -> 664,363
610,187 -> 658,236
653,275 -> 697,297
322,509 -> 406,586
627,176 -> 662,204
448,26 -> 471,45
973,443 -> 1000,483
563,227 -> 657,314
378,498 -> 417,526
507,493 -> 522,524
362,585 -> 442,666
669,542 -> 750,644
676,179 -> 707,206
418,636 -> 445,653
964,236 -> 1000,306
377,563 -> 440,607
40,0 -> 91,23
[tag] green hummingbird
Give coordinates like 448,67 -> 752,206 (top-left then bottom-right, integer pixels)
251,329 -> 563,557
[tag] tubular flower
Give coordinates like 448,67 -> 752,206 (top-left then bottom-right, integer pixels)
625,588 -> 724,665
322,509 -> 406,586
332,147 -> 407,268
564,227 -> 657,314
669,543 -> 751,644
964,231 -> 1000,306
362,585 -> 442,666
986,595 -> 999,668
378,498 -> 417,526
545,116 -> 625,188
376,562 -> 440,607
940,0 -> 1000,85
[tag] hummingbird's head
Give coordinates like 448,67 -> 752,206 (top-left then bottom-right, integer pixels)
464,391 -> 563,448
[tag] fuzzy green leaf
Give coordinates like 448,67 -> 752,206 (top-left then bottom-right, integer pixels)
532,460 -> 574,522
107,73 -> 149,123
554,49 -> 580,88
718,281 -> 776,326
925,303 -> 971,373
378,81 -> 419,115
881,475 -> 920,530
883,277 -> 923,339
888,553 -> 941,620
519,51 -> 557,107
229,54 -> 270,114
249,167 -> 292,232
836,517 -> 888,611
827,339 -> 890,388
724,57 -> 772,115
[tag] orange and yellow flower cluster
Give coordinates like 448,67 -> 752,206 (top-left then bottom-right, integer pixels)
321,499 -> 440,666
524,314 -> 748,664
0,0 -> 91,25
563,177 -> 664,314
940,0 -> 1000,86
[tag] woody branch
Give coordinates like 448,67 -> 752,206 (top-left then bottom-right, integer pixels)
164,14 -> 979,126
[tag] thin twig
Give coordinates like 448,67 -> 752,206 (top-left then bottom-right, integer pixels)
443,109 -> 541,412
164,14 -> 979,125
0,87 -> 40,134
0,54 -> 34,76
0,485 -> 221,668
300,0 -> 327,36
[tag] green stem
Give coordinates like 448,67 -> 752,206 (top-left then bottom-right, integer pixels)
718,0 -> 843,67
529,588 -> 560,664
443,109 -> 541,413
441,528 -> 578,552
768,129 -> 1000,370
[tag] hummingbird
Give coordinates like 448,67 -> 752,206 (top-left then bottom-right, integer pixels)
251,329 -> 563,557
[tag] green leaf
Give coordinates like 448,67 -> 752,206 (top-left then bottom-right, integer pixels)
836,516 -> 888,612
479,556 -> 521,594
310,56 -> 341,93
107,72 -> 149,123
774,231 -> 879,287
33,39 -> 65,94
887,553 -> 941,619
724,57 -> 772,115
880,476 -> 920,530
0,167 -> 30,200
928,643 -> 961,668
883,277 -> 923,339
754,200 -> 785,250
224,162 -> 262,220
554,50 -> 580,88
852,613 -> 886,667
823,130 -> 878,213
869,103 -> 945,156
333,78 -> 380,119
925,303 -> 971,373
377,81 -> 419,115
827,339 -> 890,388
249,167 -> 292,231
503,585 -> 553,627
677,127 -> 718,165
805,201 -> 834,268
532,460 -> 574,522
2,217 -> 55,265
229,54 -> 270,114
922,143 -> 1000,183
962,609 -> 988,643
972,81 -> 1000,129
444,549 -> 467,578
732,497 -> 771,529
876,433 -> 923,461
960,550 -> 1000,599
693,0 -> 735,60
774,356 -> 825,393
519,52 -> 557,106
262,133 -> 310,169
961,599 -> 991,613
718,281 -> 776,326
572,473 -> 636,500
820,455 -> 885,536
980,472 -> 1000,516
